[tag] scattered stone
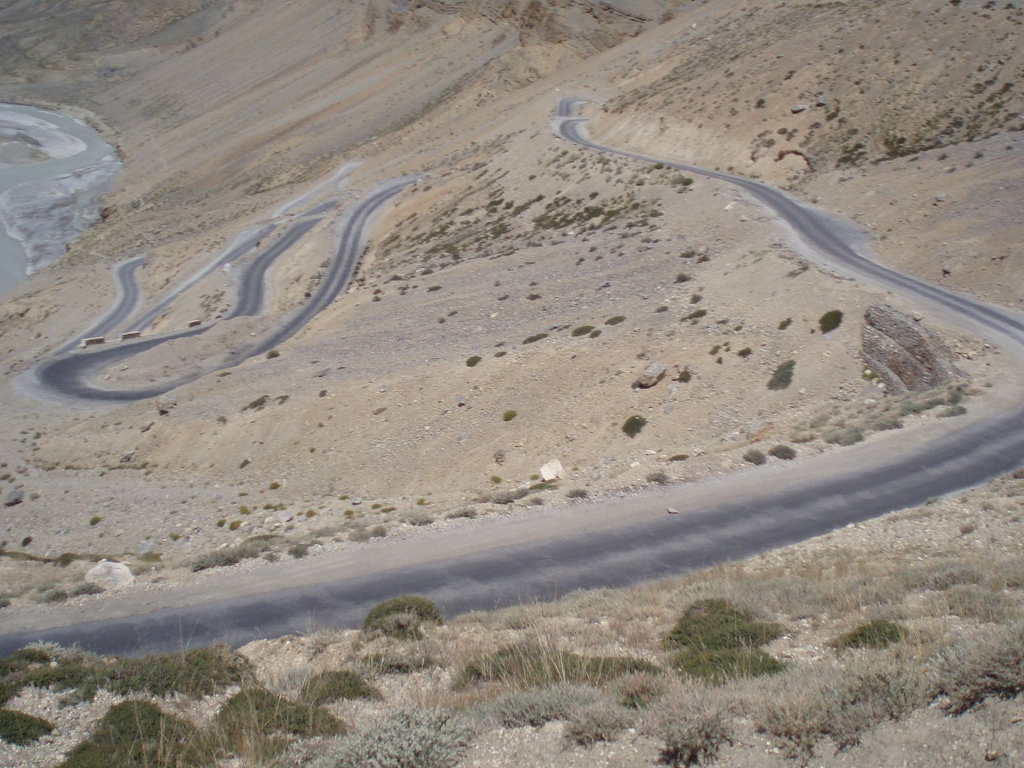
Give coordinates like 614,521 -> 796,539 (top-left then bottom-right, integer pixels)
140,421 -> 154,433
85,560 -> 134,590
157,400 -> 175,415
636,362 -> 667,389
791,104 -> 807,113
136,539 -> 154,556
666,506 -> 679,515
4,487 -> 24,506
540,459 -> 564,481
493,450 -> 506,464
120,450 -> 136,464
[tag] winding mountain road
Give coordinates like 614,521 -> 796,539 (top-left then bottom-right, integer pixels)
31,177 -> 415,402
3,102 -> 1023,656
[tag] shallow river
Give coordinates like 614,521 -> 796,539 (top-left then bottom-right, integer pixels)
0,103 -> 119,297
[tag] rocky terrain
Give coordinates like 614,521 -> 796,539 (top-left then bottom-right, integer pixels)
0,0 -> 1022,763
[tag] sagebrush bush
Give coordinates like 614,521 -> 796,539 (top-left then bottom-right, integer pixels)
488,684 -> 599,727
564,702 -> 632,746
186,537 -> 277,571
647,471 -> 670,485
768,444 -> 797,460
757,661 -> 927,758
930,622 -> 1024,714
363,595 -> 443,638
299,708 -> 472,768
649,693 -> 733,768
742,449 -> 766,466
824,426 -> 864,446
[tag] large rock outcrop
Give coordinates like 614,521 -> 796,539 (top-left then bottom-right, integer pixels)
861,304 -> 961,393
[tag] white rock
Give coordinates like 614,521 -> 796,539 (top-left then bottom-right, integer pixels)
540,459 -> 564,481
85,560 -> 135,590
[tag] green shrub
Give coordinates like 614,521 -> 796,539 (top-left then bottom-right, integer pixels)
768,444 -> 797,460
622,415 -> 647,438
831,620 -> 908,650
299,708 -> 472,768
567,488 -> 588,499
104,645 -> 254,699
673,648 -> 786,684
743,449 -> 766,466
363,595 -> 443,637
0,708 -> 53,745
522,333 -> 548,344
737,347 -> 752,358
647,471 -> 670,485
605,315 -> 626,326
684,309 -> 706,321
571,325 -> 595,337
767,360 -> 796,390
819,310 -> 843,333
300,669 -> 380,704
216,688 -> 345,739
778,317 -> 793,330
446,507 -> 477,520
244,395 -> 269,411
665,599 -> 785,683
665,600 -> 784,653
89,516 -> 102,526
60,700 -> 199,768
360,653 -> 436,676
465,355 -> 482,367
675,273 -> 692,284
502,410 -> 517,421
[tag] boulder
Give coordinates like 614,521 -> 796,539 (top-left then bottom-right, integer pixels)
4,488 -> 24,507
861,304 -> 961,393
85,560 -> 135,590
636,362 -> 667,389
540,459 -> 564,481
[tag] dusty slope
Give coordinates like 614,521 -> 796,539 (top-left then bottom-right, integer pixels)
0,0 -> 1019,614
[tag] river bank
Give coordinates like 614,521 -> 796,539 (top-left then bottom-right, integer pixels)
0,103 -> 119,297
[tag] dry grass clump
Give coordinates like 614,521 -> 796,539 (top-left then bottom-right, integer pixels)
458,642 -> 661,689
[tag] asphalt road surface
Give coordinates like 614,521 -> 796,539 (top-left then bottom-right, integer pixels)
31,177 -> 415,402
4,104 -> 1024,656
